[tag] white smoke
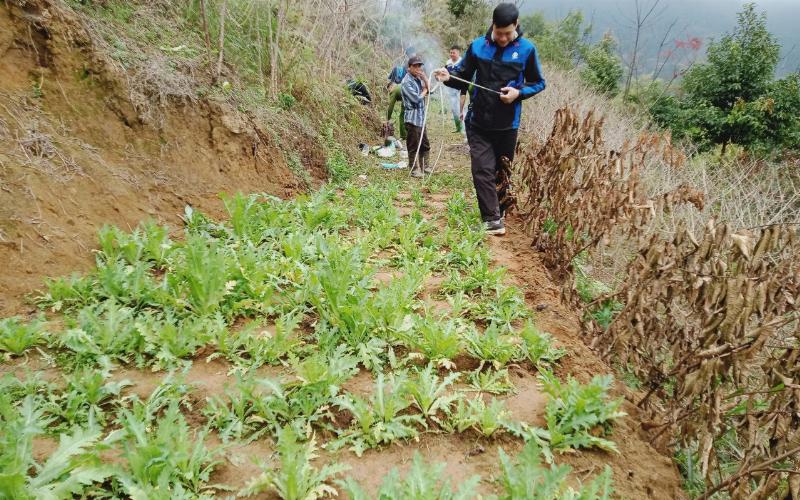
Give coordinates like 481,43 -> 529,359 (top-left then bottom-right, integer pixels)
377,0 -> 447,68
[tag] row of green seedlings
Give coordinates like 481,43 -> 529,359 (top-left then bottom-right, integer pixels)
0,363 -> 621,499
0,186 -> 400,364
2,187 -> 543,373
253,426 -> 615,500
0,184 -> 622,497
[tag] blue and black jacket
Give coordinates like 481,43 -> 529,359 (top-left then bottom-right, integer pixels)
445,29 -> 546,130
387,65 -> 407,86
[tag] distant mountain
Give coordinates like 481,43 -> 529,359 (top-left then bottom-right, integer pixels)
520,0 -> 799,77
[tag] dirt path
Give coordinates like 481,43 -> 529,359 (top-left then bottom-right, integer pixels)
392,115 -> 687,498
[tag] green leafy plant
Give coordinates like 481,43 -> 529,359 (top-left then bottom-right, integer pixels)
333,373 -> 424,456
241,426 -> 348,499
0,372 -> 53,406
390,216 -> 441,269
204,376 -> 284,442
58,302 -> 145,366
174,235 -> 235,316
340,451 -> 480,500
306,243 -> 376,348
404,364 -> 462,421
441,253 -> 505,296
539,372 -> 626,453
462,323 -> 521,369
0,395 -> 112,499
589,300 -> 623,331
466,285 -> 529,328
401,315 -> 463,369
0,316 -> 48,356
496,440 -> 614,499
444,191 -> 481,229
139,311 -> 224,369
205,371 -> 340,444
114,399 -> 223,496
466,368 -> 516,395
95,258 -> 162,308
445,396 -> 510,438
97,220 -> 173,266
518,322 -> 565,368
38,273 -> 97,312
250,311 -> 305,364
44,368 -> 130,431
444,229 -> 485,269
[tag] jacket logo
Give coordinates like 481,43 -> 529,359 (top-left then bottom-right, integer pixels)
512,52 -> 519,60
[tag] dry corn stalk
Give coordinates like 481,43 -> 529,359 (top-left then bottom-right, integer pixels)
593,220 -> 799,497
517,106 -> 694,299
518,106 -> 799,497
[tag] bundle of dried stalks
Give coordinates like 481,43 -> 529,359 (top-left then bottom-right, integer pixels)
517,106 -> 693,291
596,220 -> 799,498
519,105 -> 800,496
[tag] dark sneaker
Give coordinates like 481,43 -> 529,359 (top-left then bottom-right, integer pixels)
485,219 -> 506,236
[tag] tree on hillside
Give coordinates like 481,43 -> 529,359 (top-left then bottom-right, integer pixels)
621,0 -> 665,99
676,3 -> 800,152
433,0 -> 491,49
581,33 -> 624,96
520,10 -> 591,70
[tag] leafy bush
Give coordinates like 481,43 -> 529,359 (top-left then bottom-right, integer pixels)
241,426 -> 348,499
401,314 -> 463,368
58,302 -> 145,366
114,399 -> 222,496
466,368 -> 516,395
340,451 -> 480,500
462,323 -> 520,369
44,368 -> 130,431
0,395 -> 112,498
445,396 -> 511,438
0,316 -> 48,356
581,33 -> 623,96
539,372 -> 626,453
518,322 -> 565,368
496,440 -> 614,499
333,373 -> 424,456
404,364 -> 462,421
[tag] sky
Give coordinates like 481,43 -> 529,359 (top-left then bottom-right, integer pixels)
519,0 -> 799,75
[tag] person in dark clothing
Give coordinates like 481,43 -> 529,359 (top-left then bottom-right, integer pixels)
346,79 -> 372,104
434,3 -> 545,235
401,55 -> 431,178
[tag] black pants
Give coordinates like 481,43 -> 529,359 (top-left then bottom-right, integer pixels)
406,123 -> 431,173
466,124 -> 518,222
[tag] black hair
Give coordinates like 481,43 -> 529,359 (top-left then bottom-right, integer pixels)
450,45 -> 461,51
492,3 -> 519,28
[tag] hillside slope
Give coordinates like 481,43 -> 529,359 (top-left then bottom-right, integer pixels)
0,0 -> 370,315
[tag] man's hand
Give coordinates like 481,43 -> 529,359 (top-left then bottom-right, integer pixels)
420,71 -> 430,87
433,68 -> 450,82
499,87 -> 520,104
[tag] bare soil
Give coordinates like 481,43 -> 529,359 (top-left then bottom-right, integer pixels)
0,0 -> 341,316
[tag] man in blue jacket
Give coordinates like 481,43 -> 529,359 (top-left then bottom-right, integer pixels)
435,3 -> 545,235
